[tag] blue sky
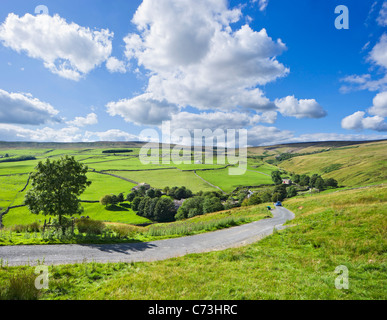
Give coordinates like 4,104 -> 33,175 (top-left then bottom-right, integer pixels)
0,0 -> 386,145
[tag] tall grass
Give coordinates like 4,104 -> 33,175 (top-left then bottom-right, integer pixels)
146,216 -> 249,237
0,269 -> 40,300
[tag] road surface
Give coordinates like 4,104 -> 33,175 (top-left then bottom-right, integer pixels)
0,207 -> 295,266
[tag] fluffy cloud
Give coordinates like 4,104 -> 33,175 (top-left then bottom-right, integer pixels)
274,95 -> 327,119
66,113 -> 98,127
106,57 -> 127,74
120,0 -> 288,116
0,124 -> 82,142
0,13 -> 113,81
368,91 -> 387,117
341,111 -> 387,132
169,110 -> 277,132
369,33 -> 387,70
0,89 -> 59,125
106,93 -> 179,126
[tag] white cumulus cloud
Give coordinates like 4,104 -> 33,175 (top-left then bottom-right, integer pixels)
341,111 -> 387,132
106,57 -> 127,74
106,93 -> 179,126
0,89 -> 59,125
66,113 -> 98,127
275,95 -> 327,119
368,91 -> 387,117
117,0 -> 288,121
0,13 -> 113,81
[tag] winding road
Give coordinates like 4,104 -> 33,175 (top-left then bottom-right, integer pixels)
0,207 -> 295,266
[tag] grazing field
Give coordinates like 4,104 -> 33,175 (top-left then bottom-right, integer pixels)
110,169 -> 217,193
196,168 -> 273,193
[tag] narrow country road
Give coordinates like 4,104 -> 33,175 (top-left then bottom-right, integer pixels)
0,207 -> 295,266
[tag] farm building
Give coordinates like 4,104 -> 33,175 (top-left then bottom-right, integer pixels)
282,179 -> 292,185
173,199 -> 186,210
131,183 -> 151,192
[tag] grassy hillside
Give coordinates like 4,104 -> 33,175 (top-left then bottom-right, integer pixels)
276,140 -> 387,187
1,184 -> 385,300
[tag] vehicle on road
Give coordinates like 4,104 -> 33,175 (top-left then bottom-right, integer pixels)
275,201 -> 282,207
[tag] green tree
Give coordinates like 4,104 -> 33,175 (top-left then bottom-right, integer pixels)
299,174 -> 310,187
24,156 -> 91,226
292,174 -> 300,184
286,186 -> 298,198
117,193 -> 125,203
154,197 -> 176,222
315,177 -> 325,191
271,193 -> 281,202
273,184 -> 287,201
176,196 -> 204,220
126,191 -> 137,202
146,188 -> 156,198
132,196 -> 142,211
203,196 -> 224,214
100,194 -> 113,208
310,174 -> 320,188
248,193 -> 262,206
271,171 -> 282,185
325,178 -> 338,188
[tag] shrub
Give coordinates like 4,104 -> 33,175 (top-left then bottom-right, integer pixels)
108,224 -> 138,239
0,270 -> 40,300
76,218 -> 105,235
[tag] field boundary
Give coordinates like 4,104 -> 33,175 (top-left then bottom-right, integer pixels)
193,171 -> 226,194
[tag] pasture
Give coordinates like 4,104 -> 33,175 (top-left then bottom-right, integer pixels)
0,146 -> 275,229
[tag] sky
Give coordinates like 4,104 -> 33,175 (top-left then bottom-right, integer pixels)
0,0 -> 386,146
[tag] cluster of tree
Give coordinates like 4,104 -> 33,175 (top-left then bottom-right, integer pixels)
102,149 -> 133,154
272,170 -> 338,191
0,155 -> 36,163
162,186 -> 193,200
135,196 -> 176,222
175,193 -> 224,220
291,173 -> 338,191
238,184 -> 296,207
99,192 -> 126,207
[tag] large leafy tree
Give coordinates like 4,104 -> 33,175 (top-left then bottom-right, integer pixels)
271,171 -> 282,185
25,156 -> 91,225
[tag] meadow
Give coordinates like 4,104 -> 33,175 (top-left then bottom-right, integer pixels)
0,184 -> 385,300
0,145 -> 274,231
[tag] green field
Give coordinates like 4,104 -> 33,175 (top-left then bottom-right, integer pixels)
1,184 -> 385,300
196,168 -> 273,192
0,145 -> 276,228
109,169 -> 217,193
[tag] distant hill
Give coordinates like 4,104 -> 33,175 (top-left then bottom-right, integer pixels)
249,139 -> 387,187
0,141 -> 148,149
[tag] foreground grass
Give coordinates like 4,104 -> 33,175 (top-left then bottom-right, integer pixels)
1,185 -> 385,300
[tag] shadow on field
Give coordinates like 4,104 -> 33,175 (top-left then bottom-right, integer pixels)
80,242 -> 157,255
